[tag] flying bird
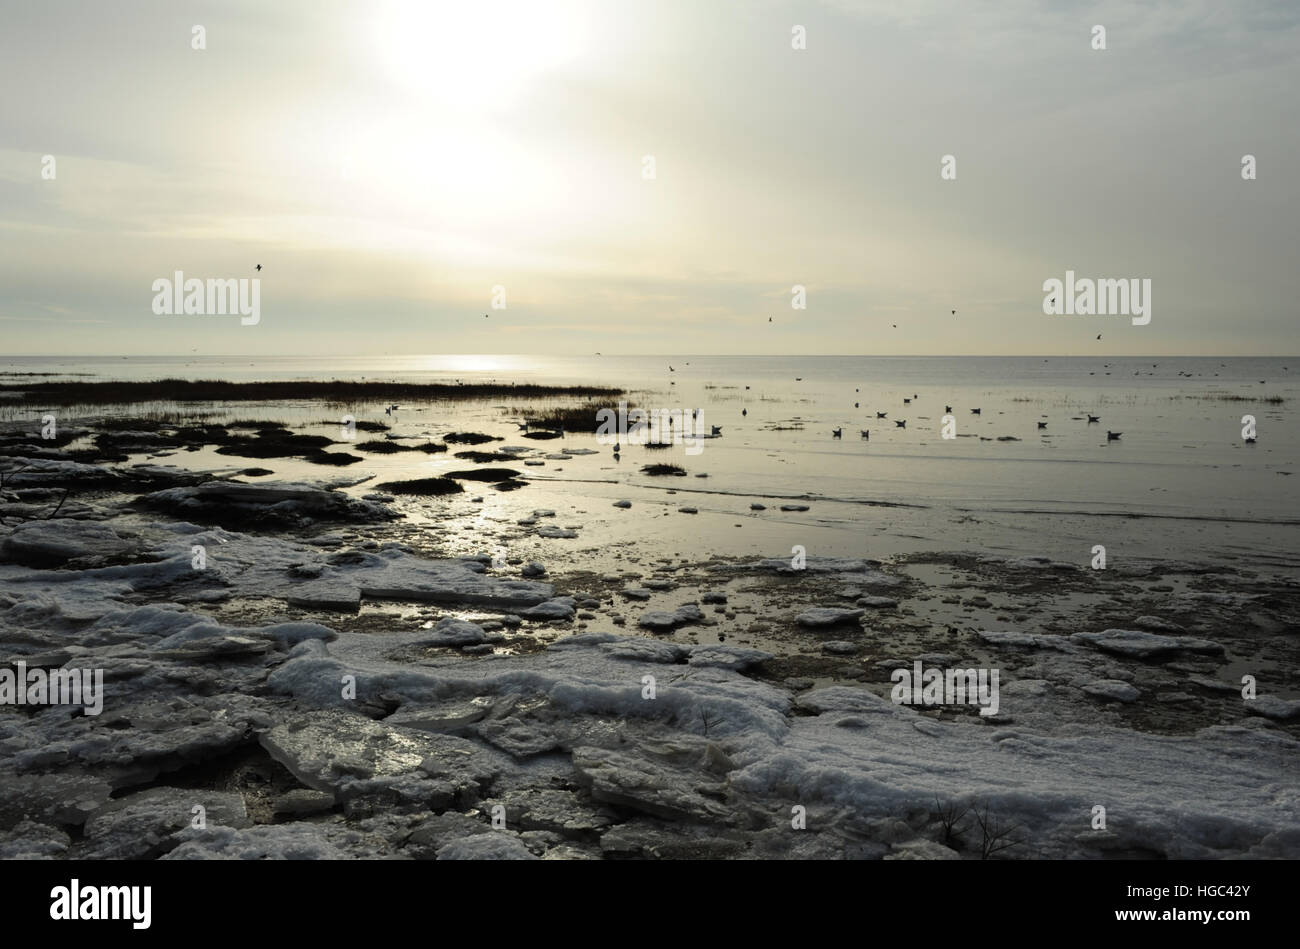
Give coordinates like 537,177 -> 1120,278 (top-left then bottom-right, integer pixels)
876,412 -> 887,419
1096,334 -> 1102,340
255,264 -> 261,272
895,420 -> 907,428
832,427 -> 842,438
1037,421 -> 1047,429
860,430 -> 869,439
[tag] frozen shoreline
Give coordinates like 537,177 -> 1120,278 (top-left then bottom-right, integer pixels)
1,453 -> 1297,859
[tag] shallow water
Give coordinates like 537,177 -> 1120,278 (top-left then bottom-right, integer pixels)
4,354 -> 1297,569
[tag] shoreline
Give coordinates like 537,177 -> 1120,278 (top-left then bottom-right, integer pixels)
1,402 -> 1297,859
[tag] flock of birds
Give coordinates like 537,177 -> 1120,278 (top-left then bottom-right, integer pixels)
822,392 -> 1124,441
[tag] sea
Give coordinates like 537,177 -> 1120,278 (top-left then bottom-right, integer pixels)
2,354 -> 1296,569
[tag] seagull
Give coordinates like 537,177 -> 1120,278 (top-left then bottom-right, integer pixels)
904,398 -> 911,404
860,430 -> 869,439
1107,431 -> 1122,441
971,408 -> 981,415
768,317 -> 772,322
1037,421 -> 1047,429
832,427 -> 842,438
711,425 -> 723,435
854,402 -> 859,408
876,411 -> 887,419
1087,414 -> 1100,423
1096,334 -> 1102,340
945,405 -> 952,413
951,309 -> 956,315
742,408 -> 747,416
255,264 -> 261,271
895,420 -> 907,428
892,324 -> 898,329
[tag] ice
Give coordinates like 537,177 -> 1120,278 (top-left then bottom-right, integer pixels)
137,480 -> 397,526
1080,680 -> 1142,703
420,617 -> 487,646
687,645 -> 772,670
436,833 -> 538,860
796,607 -> 865,627
1071,628 -> 1225,659
520,597 -> 577,620
637,604 -> 705,630
1245,696 -> 1300,721
0,519 -> 140,567
259,709 -> 507,810
82,787 -> 250,859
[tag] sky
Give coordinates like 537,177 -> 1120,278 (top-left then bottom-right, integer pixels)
1,0 -> 1297,357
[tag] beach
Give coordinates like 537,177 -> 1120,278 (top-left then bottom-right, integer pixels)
0,355 -> 1296,859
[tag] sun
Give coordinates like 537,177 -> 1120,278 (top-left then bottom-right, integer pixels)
374,0 -> 589,112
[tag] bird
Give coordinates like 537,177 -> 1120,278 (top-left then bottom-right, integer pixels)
832,427 -> 842,438
768,317 -> 772,322
860,430 -> 870,439
1087,414 -> 1100,423
1245,435 -> 1256,444
668,365 -> 675,372
484,313 -> 489,318
854,402 -> 859,408
895,420 -> 907,428
1037,421 -> 1047,429
951,309 -> 956,315
945,405 -> 952,413
255,264 -> 261,271
613,442 -> 621,452
971,408 -> 981,415
1107,431 -> 1122,441
904,398 -> 911,404
711,425 -> 723,435
892,324 -> 898,329
876,411 -> 887,419
1096,334 -> 1102,340
742,408 -> 747,416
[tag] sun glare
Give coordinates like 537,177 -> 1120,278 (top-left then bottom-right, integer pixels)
374,0 -> 589,111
